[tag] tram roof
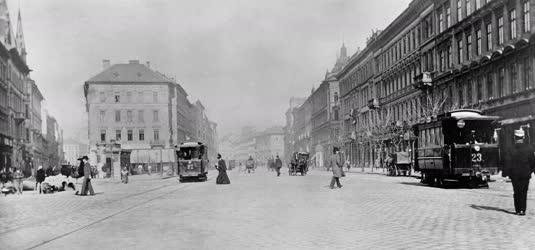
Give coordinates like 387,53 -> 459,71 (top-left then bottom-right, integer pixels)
178,142 -> 204,148
442,109 -> 499,121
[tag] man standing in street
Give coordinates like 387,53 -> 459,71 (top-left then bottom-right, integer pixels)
330,147 -> 343,189
13,167 -> 24,194
275,155 -> 282,177
503,129 -> 535,215
36,166 -> 46,194
80,156 -> 95,196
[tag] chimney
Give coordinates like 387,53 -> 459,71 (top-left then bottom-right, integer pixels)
129,60 -> 140,64
102,59 -> 110,70
146,61 -> 150,68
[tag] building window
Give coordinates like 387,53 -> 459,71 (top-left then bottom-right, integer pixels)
467,79 -> 473,104
127,91 -> 132,103
476,28 -> 482,55
127,130 -> 133,141
139,129 -> 145,141
458,82 -> 464,106
153,129 -> 160,141
510,9 -> 517,40
486,22 -> 493,51
477,76 -> 483,102
99,110 -> 105,122
457,38 -> 463,64
524,1 -> 530,33
446,6 -> 451,28
466,0 -> 471,16
114,93 -> 120,103
523,57 -> 532,90
115,110 -> 121,122
466,33 -> 472,61
487,73 -> 494,99
138,110 -> 144,123
115,130 -> 121,141
498,16 -> 504,44
334,109 -> 339,121
99,92 -> 106,102
439,11 -> 444,33
138,92 -> 143,102
457,0 -> 462,22
100,130 -> 106,142
476,0 -> 481,10
127,110 -> 133,122
153,110 -> 159,122
447,45 -> 452,68
153,92 -> 158,103
510,63 -> 518,94
498,67 -> 505,97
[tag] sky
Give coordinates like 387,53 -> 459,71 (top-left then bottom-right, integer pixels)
8,0 -> 412,140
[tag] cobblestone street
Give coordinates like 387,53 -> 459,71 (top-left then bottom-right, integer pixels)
2,169 -> 535,249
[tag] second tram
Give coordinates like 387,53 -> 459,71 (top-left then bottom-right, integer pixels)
413,109 -> 500,187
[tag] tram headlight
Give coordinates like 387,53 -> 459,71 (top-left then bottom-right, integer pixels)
474,145 -> 480,152
457,120 -> 466,128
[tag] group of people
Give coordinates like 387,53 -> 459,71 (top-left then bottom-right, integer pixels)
75,156 -> 95,196
267,155 -> 283,176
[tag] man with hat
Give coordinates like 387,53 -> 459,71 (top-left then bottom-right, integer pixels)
80,156 -> 95,196
504,129 -> 535,215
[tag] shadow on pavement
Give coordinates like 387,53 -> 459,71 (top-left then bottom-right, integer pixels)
469,204 -> 516,214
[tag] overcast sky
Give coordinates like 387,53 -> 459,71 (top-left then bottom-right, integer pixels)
9,0 -> 412,140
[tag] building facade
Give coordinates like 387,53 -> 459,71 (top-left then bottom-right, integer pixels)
285,44 -> 347,168
338,0 -> 535,169
84,60 -> 217,178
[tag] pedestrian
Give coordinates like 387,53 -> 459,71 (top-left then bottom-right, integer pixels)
275,155 -> 282,177
79,156 -> 95,196
148,165 -> 152,175
329,148 -> 344,189
215,153 -> 230,185
138,164 -> 143,175
503,129 -> 535,216
121,166 -> 129,184
13,168 -> 24,194
36,166 -> 46,194
345,158 -> 351,172
246,156 -> 255,174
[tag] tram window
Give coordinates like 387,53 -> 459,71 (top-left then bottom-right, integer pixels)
492,128 -> 500,144
430,128 -> 435,146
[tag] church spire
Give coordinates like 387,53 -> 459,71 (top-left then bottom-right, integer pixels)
0,0 -> 14,48
15,8 -> 26,62
340,43 -> 347,59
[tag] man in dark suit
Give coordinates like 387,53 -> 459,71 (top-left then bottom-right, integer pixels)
80,156 -> 95,196
504,129 -> 535,215
275,155 -> 282,177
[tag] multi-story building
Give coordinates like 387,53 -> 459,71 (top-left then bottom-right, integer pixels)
84,59 -> 217,177
254,126 -> 285,163
284,97 -> 306,161
63,138 -> 89,165
285,44 -> 347,167
338,0 -> 535,169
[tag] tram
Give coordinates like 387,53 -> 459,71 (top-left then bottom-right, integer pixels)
413,109 -> 500,187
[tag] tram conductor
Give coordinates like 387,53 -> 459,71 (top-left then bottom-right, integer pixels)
503,129 -> 535,216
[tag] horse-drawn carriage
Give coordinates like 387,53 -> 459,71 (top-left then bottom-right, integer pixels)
289,152 -> 309,176
386,151 -> 412,176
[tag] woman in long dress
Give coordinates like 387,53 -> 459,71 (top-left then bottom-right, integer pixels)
215,154 -> 230,184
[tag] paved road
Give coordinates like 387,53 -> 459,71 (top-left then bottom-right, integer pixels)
1,169 -> 535,249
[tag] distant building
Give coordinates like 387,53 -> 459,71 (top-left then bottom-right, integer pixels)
84,59 -> 217,178
63,138 -> 89,165
254,126 -> 285,163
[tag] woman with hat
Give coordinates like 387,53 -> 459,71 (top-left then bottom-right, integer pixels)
36,166 -> 46,194
215,153 -> 230,185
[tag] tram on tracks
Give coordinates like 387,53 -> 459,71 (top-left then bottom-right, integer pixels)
413,109 -> 500,187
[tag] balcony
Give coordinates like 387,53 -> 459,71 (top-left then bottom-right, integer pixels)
367,98 -> 380,109
13,111 -> 27,123
412,72 -> 435,91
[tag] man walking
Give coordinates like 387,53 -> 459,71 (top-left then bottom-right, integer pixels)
503,129 -> 535,215
275,155 -> 282,177
13,168 -> 24,194
36,166 -> 46,194
80,156 -> 95,196
330,147 -> 343,189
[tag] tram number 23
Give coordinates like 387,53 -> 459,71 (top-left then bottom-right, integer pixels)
471,153 -> 483,163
